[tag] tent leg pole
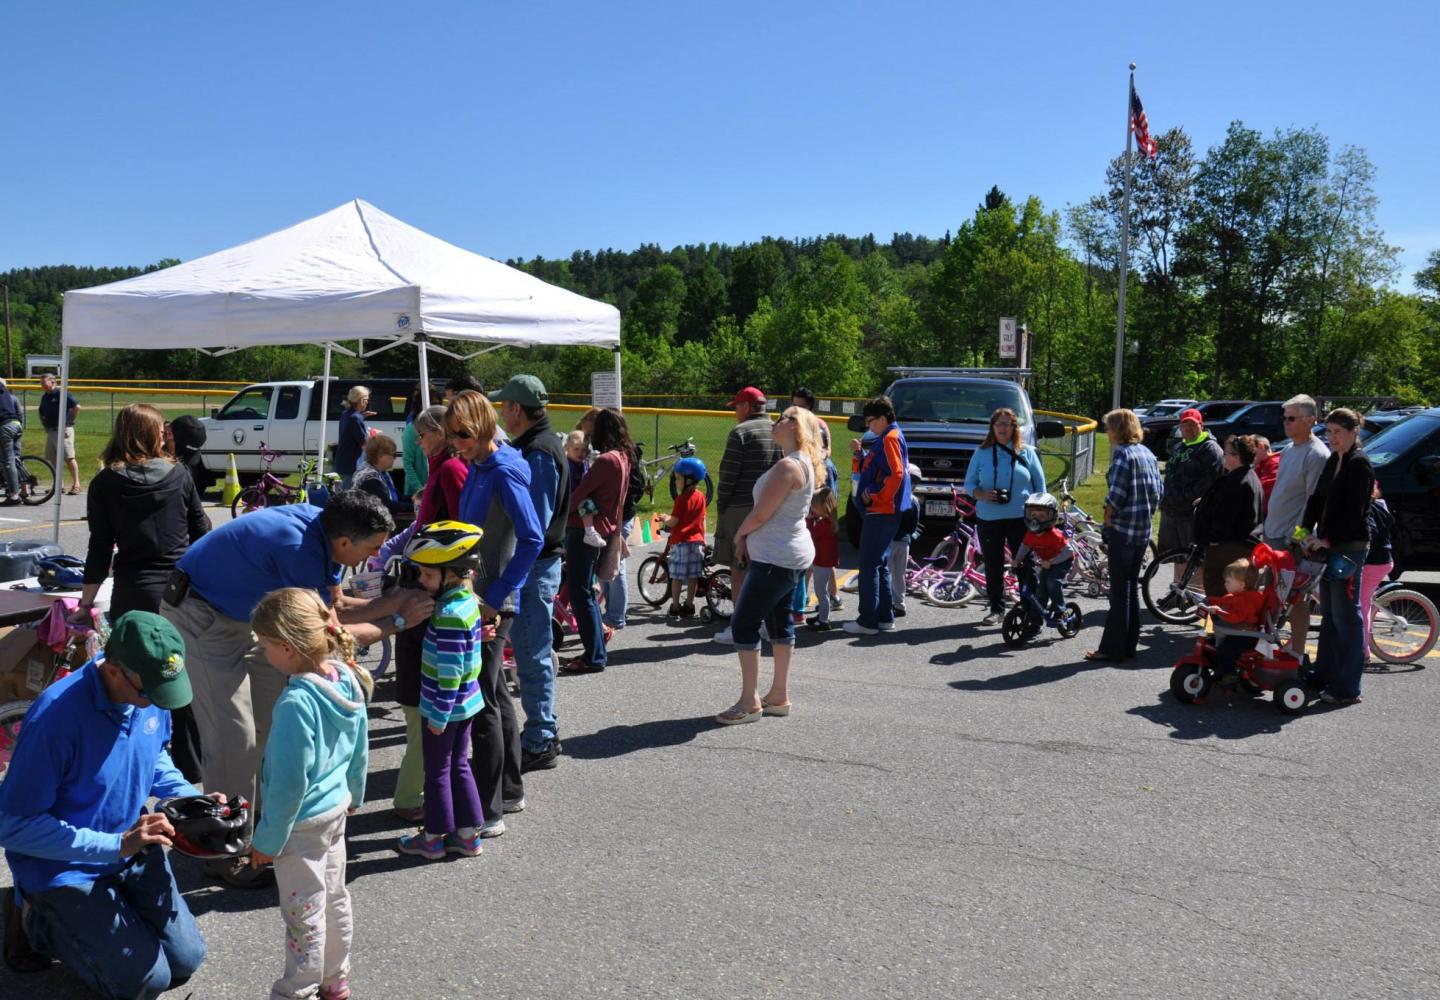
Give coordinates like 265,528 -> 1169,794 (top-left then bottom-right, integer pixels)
51,345 -> 70,543
417,337 -> 431,408
317,345 -> 332,481
613,345 -> 622,412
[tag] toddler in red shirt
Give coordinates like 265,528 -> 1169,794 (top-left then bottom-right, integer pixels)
1199,558 -> 1265,682
1012,494 -> 1072,614
664,458 -> 708,617
806,488 -> 841,631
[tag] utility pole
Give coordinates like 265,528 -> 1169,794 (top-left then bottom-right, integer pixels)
2,284 -> 11,380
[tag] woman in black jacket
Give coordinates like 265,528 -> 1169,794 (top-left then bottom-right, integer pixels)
1299,408 -> 1375,706
77,404 -> 210,778
1192,434 -> 1263,597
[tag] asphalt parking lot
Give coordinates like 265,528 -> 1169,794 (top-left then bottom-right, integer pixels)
3,509 -> 1439,998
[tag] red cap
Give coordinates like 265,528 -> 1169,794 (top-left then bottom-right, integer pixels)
1178,408 -> 1203,426
728,387 -> 767,408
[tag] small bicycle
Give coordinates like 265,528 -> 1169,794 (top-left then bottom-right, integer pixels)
1001,577 -> 1083,648
635,438 -> 714,505
232,446 -> 340,517
635,543 -> 733,622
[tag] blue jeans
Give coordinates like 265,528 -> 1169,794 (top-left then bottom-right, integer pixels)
731,561 -> 803,650
1097,529 -> 1146,658
564,528 -> 607,668
1039,561 -> 1067,613
515,554 -> 562,750
601,518 -> 633,627
790,573 -> 808,615
1317,560 -> 1365,699
24,845 -> 205,999
858,513 -> 900,629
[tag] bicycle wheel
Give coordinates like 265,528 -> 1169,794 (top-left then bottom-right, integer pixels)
925,576 -> 976,608
705,568 -> 734,620
636,555 -> 671,608
1369,588 -> 1439,666
232,484 -> 270,517
1142,548 -> 1201,626
17,455 -> 55,506
0,700 -> 33,785
929,535 -> 966,572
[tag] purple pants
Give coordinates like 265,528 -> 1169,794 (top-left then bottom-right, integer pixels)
421,716 -> 484,836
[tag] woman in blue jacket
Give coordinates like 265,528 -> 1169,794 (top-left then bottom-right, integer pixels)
447,390 -> 542,832
962,407 -> 1046,625
334,385 -> 371,491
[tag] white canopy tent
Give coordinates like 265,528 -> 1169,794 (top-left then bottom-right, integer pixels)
56,198 -> 621,538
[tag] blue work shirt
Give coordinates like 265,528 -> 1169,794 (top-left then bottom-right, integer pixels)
0,659 -> 196,897
177,503 -> 341,621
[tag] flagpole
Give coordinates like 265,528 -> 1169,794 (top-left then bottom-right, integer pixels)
1112,62 -> 1136,411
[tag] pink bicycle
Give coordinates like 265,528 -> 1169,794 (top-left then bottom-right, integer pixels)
921,490 -> 1018,608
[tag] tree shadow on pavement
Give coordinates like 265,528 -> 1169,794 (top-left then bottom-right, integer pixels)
562,715 -> 717,760
1125,690 -> 1294,740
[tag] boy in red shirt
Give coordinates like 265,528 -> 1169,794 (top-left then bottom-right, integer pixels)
806,488 -> 841,631
1012,493 -> 1071,616
1198,558 -> 1266,684
664,457 -> 708,617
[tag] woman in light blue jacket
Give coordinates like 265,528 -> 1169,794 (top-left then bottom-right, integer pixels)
962,407 -> 1046,624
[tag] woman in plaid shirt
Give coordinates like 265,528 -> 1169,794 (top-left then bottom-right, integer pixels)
1086,409 -> 1163,662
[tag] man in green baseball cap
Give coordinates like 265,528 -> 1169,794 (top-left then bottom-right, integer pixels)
490,374 -> 549,410
105,610 -> 193,710
0,609 -> 212,993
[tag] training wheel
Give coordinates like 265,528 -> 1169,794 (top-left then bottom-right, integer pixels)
1169,664 -> 1210,703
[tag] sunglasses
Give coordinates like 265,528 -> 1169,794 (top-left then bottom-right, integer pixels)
993,421 -> 1014,428
1283,416 -> 1304,423
122,668 -> 148,699
446,427 -> 474,440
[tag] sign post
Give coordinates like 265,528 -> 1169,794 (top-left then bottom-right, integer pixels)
999,317 -> 1017,360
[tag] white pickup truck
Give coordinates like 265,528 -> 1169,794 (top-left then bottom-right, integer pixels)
196,378 -> 414,486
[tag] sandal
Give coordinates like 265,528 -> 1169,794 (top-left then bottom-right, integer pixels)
1083,650 -> 1121,662
761,699 -> 791,717
558,658 -> 604,675
65,487 -> 81,496
716,703 -> 762,725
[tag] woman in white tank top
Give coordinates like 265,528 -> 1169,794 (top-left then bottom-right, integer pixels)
716,408 -> 827,725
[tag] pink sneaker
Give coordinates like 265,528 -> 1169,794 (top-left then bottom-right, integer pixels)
397,831 -> 445,860
320,979 -> 352,1000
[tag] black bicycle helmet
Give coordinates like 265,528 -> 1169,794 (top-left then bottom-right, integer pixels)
160,795 -> 251,859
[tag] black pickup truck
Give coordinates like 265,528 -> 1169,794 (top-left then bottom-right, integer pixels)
1367,409 -> 1440,572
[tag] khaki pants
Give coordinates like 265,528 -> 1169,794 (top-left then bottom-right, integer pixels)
270,806 -> 352,998
161,595 -> 286,822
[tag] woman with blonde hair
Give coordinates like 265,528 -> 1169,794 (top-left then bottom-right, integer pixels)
79,402 -> 210,778
715,406 -> 818,724
1086,408 -> 1163,662
334,384 -> 372,490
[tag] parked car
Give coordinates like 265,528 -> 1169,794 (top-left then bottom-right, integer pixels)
1366,409 -> 1440,573
1173,400 -> 1287,452
1142,399 -> 1250,456
1137,398 -> 1198,421
195,378 -> 414,487
845,370 -> 1065,530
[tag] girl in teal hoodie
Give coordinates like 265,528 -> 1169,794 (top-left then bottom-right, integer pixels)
249,587 -> 370,1000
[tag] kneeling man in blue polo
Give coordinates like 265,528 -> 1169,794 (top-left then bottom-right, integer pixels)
0,612 -> 212,999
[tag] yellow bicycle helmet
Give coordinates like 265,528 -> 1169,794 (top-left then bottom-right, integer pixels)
403,520 -> 484,574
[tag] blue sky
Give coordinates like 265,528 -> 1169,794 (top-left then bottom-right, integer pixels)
4,0 -> 1437,286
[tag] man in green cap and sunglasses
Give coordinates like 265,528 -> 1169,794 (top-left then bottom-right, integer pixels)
0,611 -> 220,998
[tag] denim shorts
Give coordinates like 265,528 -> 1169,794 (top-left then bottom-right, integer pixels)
730,561 -> 804,650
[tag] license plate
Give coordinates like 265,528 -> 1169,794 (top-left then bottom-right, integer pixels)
925,500 -> 952,517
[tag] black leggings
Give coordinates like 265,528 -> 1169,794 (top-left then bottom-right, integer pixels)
976,517 -> 1034,614
470,615 -> 524,821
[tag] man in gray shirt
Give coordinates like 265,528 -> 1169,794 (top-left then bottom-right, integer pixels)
714,387 -> 783,643
1263,394 -> 1330,654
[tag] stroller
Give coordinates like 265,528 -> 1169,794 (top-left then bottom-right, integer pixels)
1169,542 -> 1326,714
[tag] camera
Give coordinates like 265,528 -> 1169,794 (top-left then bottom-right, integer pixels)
993,488 -> 1011,504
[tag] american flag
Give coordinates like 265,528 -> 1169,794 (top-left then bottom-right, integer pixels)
1130,82 -> 1158,159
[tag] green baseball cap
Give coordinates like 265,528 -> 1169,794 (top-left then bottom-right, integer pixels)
107,611 -> 193,710
490,374 -> 548,409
